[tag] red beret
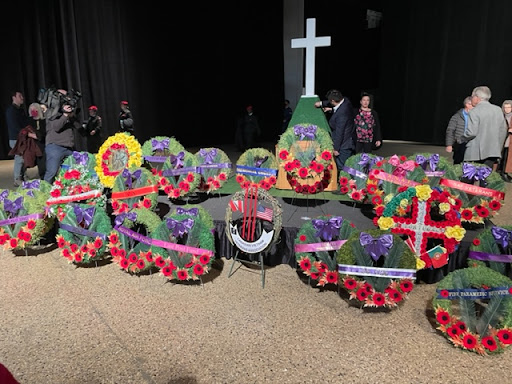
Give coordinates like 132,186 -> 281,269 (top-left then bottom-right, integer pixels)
88,105 -> 98,111
121,100 -> 129,105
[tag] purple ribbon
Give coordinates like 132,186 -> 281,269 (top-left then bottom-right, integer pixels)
199,148 -> 217,164
462,163 -> 492,181
166,217 -> 195,237
311,216 -> 343,242
121,169 -> 142,189
151,138 -> 170,151
293,124 -> 317,140
358,153 -> 371,170
74,205 -> 95,228
492,226 -> 512,249
416,154 -> 439,171
114,211 -> 137,227
22,180 -> 40,189
72,151 -> 89,166
254,155 -> 269,168
4,196 -> 23,215
169,151 -> 185,169
175,207 -> 199,216
359,232 -> 393,261
0,190 -> 8,202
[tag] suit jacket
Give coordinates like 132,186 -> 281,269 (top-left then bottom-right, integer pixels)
463,100 -> 507,161
328,98 -> 355,151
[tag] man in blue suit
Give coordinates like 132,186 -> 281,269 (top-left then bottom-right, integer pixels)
315,89 -> 355,172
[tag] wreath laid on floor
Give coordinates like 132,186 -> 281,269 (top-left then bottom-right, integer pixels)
150,205 -> 216,281
110,166 -> 159,216
338,153 -> 383,203
433,265 -> 512,355
61,151 -> 97,174
294,215 -> 357,286
194,147 -> 232,193
337,229 -> 419,309
158,150 -> 201,199
407,152 -> 451,185
141,136 -> 185,173
467,225 -> 512,276
276,123 -> 334,194
0,189 -> 52,251
376,185 -> 465,269
235,148 -> 278,190
107,207 -> 163,274
438,161 -> 505,224
95,132 -> 143,189
55,203 -> 112,265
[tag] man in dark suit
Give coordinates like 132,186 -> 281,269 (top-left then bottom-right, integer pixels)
314,89 -> 355,172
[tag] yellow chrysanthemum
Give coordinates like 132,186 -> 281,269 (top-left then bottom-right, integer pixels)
384,193 -> 394,204
439,202 -> 451,214
399,199 -> 409,208
445,225 -> 466,242
377,216 -> 395,230
416,257 -> 426,270
415,185 -> 432,201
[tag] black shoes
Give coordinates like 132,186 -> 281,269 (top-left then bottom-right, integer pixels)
501,174 -> 512,183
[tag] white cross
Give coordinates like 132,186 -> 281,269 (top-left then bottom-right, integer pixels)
291,18 -> 331,96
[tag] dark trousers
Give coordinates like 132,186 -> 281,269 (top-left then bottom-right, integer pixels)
452,142 -> 466,164
355,141 -> 373,154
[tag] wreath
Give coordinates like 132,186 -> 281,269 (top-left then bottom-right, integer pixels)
337,229 -> 419,309
433,265 -> 512,355
110,166 -> 159,215
235,148 -> 278,191
95,132 -> 143,188
0,189 -> 52,251
338,153 -> 383,203
376,185 -> 465,269
194,147 -> 232,193
158,150 -> 201,199
150,205 -> 216,281
294,215 -> 357,286
437,161 -> 505,224
366,154 -> 428,210
107,207 -> 163,274
17,179 -> 52,196
225,187 -> 282,253
467,225 -> 512,276
276,123 -> 334,194
61,151 -> 97,174
55,203 -> 112,265
141,136 -> 185,173
407,152 -> 451,185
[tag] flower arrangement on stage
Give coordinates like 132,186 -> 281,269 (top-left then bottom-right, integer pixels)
437,161 -> 505,224
0,189 -> 52,251
61,151 -> 97,174
194,147 -> 232,193
376,185 -> 465,269
337,229 -> 419,309
338,153 -> 382,203
110,166 -> 159,216
407,152 -> 451,185
141,136 -> 185,173
276,123 -> 334,194
55,203 -> 112,265
158,150 -> 201,199
107,207 -> 163,274
467,224 -> 512,275
150,205 -> 215,282
432,265 -> 512,355
294,215 -> 357,287
95,132 -> 143,189
235,148 -> 278,190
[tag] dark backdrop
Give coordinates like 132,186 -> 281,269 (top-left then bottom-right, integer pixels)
1,1 -> 512,159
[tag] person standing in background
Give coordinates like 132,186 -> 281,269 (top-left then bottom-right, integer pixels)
354,92 -> 382,154
236,105 -> 261,151
27,102 -> 47,179
445,96 -> 473,164
83,105 -> 102,153
281,99 -> 293,134
6,90 -> 30,186
498,100 -> 512,182
119,100 -> 134,134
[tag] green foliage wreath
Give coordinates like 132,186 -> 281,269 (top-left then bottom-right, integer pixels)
194,147 -> 232,193
141,136 -> 185,173
468,224 -> 512,276
338,153 -> 383,203
159,150 -> 201,199
110,166 -> 159,215
235,148 -> 278,190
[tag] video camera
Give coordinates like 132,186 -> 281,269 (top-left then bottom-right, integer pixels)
37,86 -> 82,119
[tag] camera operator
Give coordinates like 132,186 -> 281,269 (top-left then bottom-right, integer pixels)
44,103 -> 81,184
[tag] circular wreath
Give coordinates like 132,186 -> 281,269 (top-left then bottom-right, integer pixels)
366,154 -> 428,210
110,166 -> 159,215
150,205 -> 216,281
0,189 -> 53,250
433,265 -> 512,355
141,136 -> 185,173
438,161 -> 505,224
194,147 -> 232,193
107,207 -> 163,274
337,228 -> 419,309
276,123 -> 334,194
95,132 -> 143,189
468,224 -> 512,276
158,150 -> 201,199
225,187 -> 282,252
376,185 -> 465,268
235,148 -> 278,190
61,150 -> 97,174
294,215 -> 357,286
55,203 -> 112,265
338,153 -> 383,203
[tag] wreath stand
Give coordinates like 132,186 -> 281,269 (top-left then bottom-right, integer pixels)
286,191 -> 329,223
228,247 -> 266,289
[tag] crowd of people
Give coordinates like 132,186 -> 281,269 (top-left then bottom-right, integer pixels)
5,91 -> 135,186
